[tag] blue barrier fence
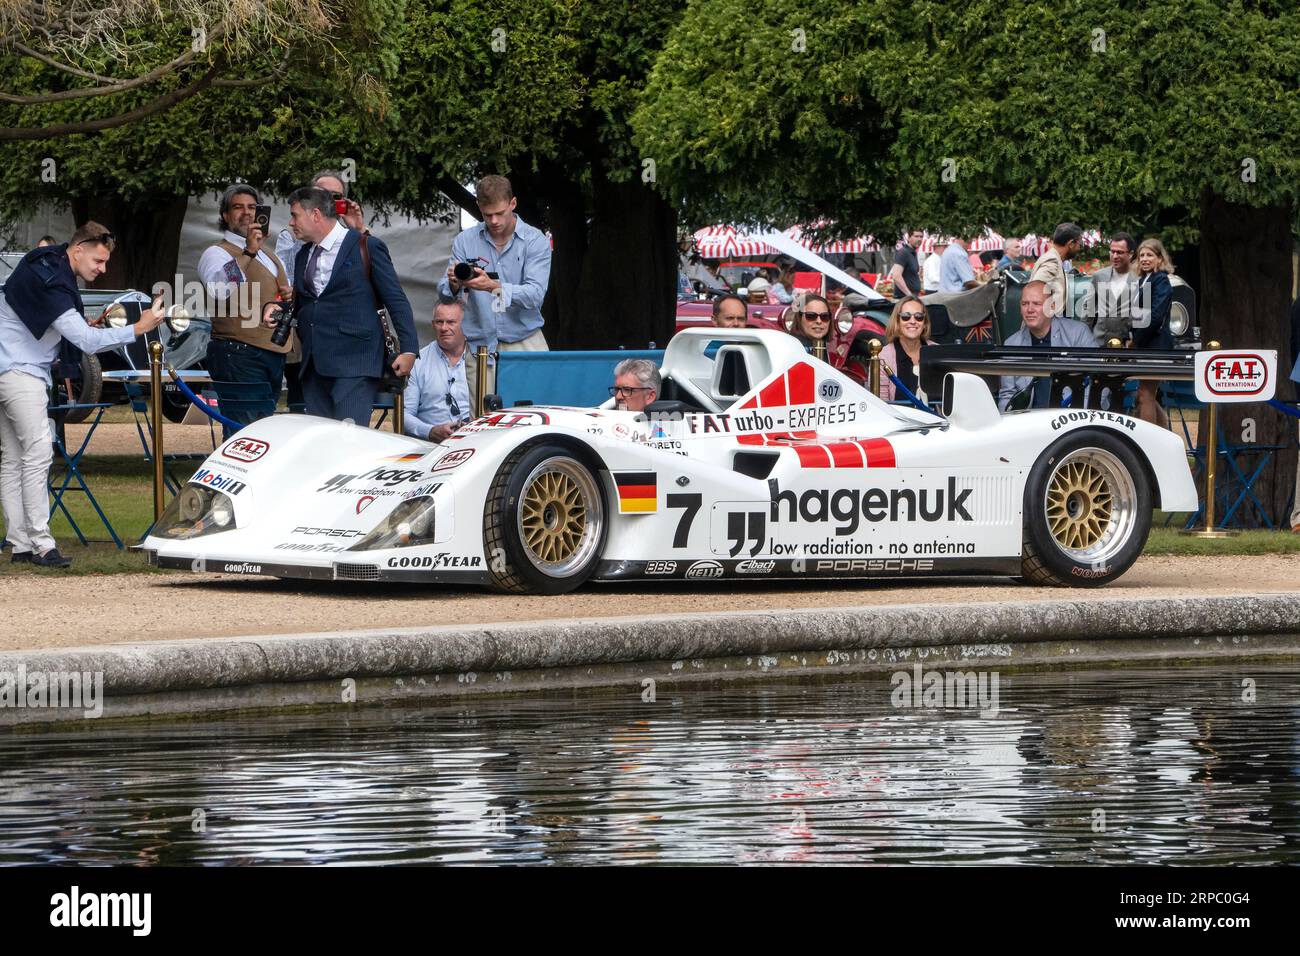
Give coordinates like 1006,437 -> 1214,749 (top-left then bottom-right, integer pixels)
497,350 -> 666,408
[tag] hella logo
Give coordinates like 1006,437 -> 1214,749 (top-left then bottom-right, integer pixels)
684,560 -> 724,579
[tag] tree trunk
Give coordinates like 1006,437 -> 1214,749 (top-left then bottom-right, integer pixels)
569,168 -> 676,350
1197,191 -> 1297,527
511,162 -> 677,350
70,194 -> 188,293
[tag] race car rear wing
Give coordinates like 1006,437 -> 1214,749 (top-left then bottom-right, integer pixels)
919,345 -> 1196,412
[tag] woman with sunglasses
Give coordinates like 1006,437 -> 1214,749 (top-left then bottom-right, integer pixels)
879,297 -> 935,402
791,294 -> 835,358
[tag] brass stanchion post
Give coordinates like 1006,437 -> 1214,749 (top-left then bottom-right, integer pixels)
812,338 -> 827,362
1182,340 -> 1236,538
149,341 -> 165,523
474,345 -> 489,418
393,389 -> 404,435
868,339 -> 883,398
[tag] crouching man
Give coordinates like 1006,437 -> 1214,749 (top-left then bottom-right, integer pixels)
0,223 -> 166,567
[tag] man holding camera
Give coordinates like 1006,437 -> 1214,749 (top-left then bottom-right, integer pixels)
438,175 -> 551,399
272,187 -> 417,425
199,183 -> 294,436
0,223 -> 167,567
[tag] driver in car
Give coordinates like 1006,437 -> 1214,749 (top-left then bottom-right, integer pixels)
611,358 -> 660,413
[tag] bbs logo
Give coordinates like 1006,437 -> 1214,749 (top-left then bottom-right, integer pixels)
645,561 -> 678,575
818,380 -> 842,403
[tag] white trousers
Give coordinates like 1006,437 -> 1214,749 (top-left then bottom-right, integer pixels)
0,370 -> 55,555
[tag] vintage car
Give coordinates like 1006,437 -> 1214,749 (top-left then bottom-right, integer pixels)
142,327 -> 1196,594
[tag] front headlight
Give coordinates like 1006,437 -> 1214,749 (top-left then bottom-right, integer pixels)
153,485 -> 238,539
349,496 -> 437,551
837,315 -> 853,335
1168,303 -> 1190,337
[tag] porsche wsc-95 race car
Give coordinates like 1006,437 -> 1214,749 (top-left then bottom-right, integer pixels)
143,328 -> 1197,593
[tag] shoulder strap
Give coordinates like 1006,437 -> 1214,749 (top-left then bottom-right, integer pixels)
357,232 -> 396,339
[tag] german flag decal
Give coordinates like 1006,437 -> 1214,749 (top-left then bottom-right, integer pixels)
382,452 -> 425,463
614,471 -> 657,513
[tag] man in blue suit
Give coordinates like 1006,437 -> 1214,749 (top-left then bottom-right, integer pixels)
277,186 -> 418,424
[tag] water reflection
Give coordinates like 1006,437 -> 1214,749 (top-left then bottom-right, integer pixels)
1,664 -> 1297,865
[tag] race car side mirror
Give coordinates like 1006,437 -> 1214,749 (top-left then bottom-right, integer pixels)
484,394 -> 503,412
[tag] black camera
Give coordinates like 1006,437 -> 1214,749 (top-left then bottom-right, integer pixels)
266,300 -> 294,347
453,258 -> 498,282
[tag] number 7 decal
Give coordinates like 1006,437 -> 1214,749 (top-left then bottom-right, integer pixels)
666,493 -> 701,548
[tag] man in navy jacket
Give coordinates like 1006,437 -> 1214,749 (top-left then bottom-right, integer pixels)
277,187 -> 418,424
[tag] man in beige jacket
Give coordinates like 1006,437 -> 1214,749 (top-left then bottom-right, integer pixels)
1029,222 -> 1083,318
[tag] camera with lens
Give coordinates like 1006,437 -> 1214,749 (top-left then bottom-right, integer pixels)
453,258 -> 499,283
265,299 -> 295,347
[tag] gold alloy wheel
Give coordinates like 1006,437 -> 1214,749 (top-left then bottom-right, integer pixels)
1042,447 -> 1136,563
516,458 -> 603,575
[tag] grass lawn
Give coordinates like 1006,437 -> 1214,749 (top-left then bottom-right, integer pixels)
2,456 -> 1296,575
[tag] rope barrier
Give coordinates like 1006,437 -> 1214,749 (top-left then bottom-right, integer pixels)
885,370 -> 940,415
164,365 -> 242,431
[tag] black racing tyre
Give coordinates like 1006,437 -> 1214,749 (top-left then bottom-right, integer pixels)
483,442 -> 608,594
1021,430 -> 1152,587
59,353 -> 104,424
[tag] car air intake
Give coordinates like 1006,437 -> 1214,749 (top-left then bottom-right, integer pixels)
335,563 -> 380,581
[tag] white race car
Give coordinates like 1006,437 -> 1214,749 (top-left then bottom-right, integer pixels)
143,328 -> 1197,593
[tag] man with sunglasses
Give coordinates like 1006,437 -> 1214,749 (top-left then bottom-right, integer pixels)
403,301 -> 472,442
0,223 -> 166,567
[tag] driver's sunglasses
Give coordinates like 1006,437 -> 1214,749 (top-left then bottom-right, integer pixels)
76,232 -> 115,246
445,391 -> 460,418
610,385 -> 652,397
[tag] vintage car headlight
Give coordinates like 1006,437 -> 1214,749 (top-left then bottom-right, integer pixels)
350,495 -> 437,551
153,485 -> 237,539
1168,303 -> 1190,338
837,314 -> 853,335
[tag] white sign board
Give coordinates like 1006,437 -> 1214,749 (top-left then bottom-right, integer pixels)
1194,349 -> 1276,403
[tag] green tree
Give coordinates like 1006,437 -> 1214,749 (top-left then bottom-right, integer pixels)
0,0 -> 404,290
636,0 -> 1299,524
355,0 -> 688,348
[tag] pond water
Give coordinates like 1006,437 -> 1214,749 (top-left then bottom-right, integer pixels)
1,661 -> 1297,865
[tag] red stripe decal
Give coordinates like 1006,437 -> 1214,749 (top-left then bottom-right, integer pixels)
739,396 -> 758,409
737,433 -> 765,445
617,484 -> 657,499
794,445 -> 832,467
758,376 -> 787,408
787,362 -> 815,404
826,442 -> 865,468
859,438 -> 896,467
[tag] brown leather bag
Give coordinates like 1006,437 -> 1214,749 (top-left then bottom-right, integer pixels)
357,232 -> 407,393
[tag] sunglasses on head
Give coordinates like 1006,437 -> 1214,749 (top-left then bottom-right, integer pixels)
76,232 -> 115,247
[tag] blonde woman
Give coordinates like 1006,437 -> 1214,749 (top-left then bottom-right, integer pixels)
879,297 -> 935,401
1132,237 -> 1174,427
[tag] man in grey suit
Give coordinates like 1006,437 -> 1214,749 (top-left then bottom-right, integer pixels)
998,280 -> 1097,411
1080,232 -> 1138,345
275,187 -> 419,425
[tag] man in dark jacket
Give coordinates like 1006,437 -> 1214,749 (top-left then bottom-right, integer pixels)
276,187 -> 418,425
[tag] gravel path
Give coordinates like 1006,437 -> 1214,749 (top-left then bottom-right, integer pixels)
4,554 -> 1298,652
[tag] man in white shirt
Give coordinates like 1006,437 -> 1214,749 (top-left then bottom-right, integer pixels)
404,301 -> 472,442
0,224 -> 166,567
939,237 -> 978,293
922,239 -> 947,293
199,183 -> 294,436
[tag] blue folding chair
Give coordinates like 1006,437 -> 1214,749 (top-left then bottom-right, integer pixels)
208,379 -> 277,440
47,401 -> 123,548
124,380 -> 211,496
